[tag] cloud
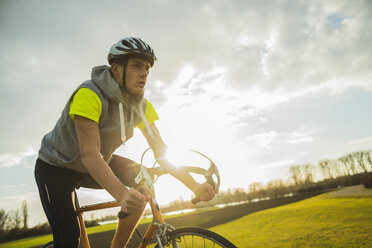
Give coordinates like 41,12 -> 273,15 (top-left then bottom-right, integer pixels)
348,136 -> 372,149
286,132 -> 315,144
257,159 -> 298,170
201,0 -> 372,95
0,184 -> 26,190
0,147 -> 37,168
246,129 -> 315,148
1,0 -> 371,157
246,131 -> 278,147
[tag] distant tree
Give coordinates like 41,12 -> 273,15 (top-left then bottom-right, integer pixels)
0,209 -> 8,232
303,164 -> 315,184
347,154 -> 358,174
225,188 -> 235,203
319,160 -> 332,180
290,165 -> 303,185
249,182 -> 263,193
331,160 -> 344,178
266,179 -> 286,198
9,210 -> 21,229
248,182 -> 265,200
354,152 -> 367,173
232,188 -> 247,202
217,189 -> 234,204
366,151 -> 372,171
21,201 -> 28,229
339,156 -> 353,175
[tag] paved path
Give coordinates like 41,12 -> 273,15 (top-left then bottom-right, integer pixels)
328,184 -> 372,196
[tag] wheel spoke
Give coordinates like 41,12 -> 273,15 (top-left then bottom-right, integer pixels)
156,227 -> 236,248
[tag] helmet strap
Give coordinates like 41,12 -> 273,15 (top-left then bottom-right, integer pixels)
120,58 -> 129,92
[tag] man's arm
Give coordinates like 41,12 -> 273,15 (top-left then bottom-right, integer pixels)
141,123 -> 215,201
74,115 -> 147,213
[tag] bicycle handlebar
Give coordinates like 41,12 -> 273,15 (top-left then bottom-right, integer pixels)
148,164 -> 220,204
118,149 -> 220,219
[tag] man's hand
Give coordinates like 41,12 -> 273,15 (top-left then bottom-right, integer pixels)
120,187 -> 151,215
194,182 -> 216,202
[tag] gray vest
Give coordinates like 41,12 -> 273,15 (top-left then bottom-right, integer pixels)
39,66 -> 147,173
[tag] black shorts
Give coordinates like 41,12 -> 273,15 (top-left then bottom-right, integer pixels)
34,156 -> 140,248
34,158 -> 85,248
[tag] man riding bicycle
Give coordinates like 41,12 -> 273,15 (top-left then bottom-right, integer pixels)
35,37 -> 216,248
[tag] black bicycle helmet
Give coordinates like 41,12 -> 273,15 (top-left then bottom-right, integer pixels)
108,37 -> 157,66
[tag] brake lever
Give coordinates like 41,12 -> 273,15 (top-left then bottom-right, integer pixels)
134,165 -> 156,198
118,166 -> 155,219
191,162 -> 220,204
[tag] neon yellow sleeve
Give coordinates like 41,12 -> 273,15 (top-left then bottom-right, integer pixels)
69,88 -> 102,124
137,100 -> 159,130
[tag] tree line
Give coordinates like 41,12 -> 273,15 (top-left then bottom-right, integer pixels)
289,150 -> 372,186
158,150 -> 372,212
1,150 -> 371,243
0,199 -> 97,243
0,200 -> 41,242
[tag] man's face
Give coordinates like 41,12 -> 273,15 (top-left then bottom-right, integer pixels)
124,57 -> 151,95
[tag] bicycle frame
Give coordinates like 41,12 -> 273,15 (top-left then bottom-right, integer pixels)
75,195 -> 165,248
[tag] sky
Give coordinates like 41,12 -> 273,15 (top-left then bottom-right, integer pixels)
0,0 -> 371,227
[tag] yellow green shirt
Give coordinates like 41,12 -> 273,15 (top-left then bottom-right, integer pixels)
69,88 -> 159,129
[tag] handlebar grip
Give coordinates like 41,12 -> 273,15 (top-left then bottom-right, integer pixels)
191,196 -> 201,204
192,178 -> 217,204
118,210 -> 130,219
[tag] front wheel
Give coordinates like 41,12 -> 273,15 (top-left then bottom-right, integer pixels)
42,241 -> 54,248
155,226 -> 237,248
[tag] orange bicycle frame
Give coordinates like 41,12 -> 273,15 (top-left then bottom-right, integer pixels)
76,198 -> 164,248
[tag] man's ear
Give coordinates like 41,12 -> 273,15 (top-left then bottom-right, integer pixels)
110,63 -> 118,74
110,63 -> 122,79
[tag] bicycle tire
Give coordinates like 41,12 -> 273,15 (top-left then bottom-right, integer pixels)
42,241 -> 54,248
154,226 -> 237,248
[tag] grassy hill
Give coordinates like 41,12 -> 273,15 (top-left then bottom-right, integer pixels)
2,187 -> 371,248
1,192 -> 318,248
210,187 -> 372,247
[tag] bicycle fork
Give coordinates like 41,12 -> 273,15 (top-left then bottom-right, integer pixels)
153,221 -> 177,248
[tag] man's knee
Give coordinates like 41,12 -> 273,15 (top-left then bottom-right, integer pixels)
110,155 -> 141,187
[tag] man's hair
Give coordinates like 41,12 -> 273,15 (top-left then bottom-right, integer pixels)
110,57 -> 128,67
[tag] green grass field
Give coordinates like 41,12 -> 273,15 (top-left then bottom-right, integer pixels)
210,192 -> 372,247
0,208 -> 213,248
2,189 -> 371,248
0,225 -> 115,248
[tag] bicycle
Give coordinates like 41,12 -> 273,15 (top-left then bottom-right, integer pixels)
42,149 -> 237,248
